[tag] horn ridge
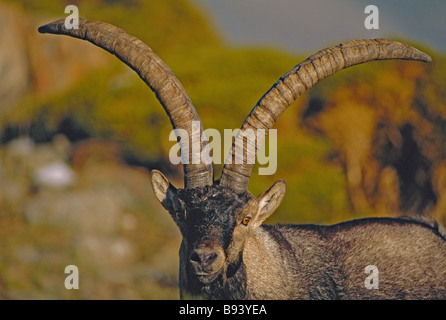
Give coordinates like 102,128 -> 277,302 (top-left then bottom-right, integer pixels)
220,39 -> 431,192
38,18 -> 213,189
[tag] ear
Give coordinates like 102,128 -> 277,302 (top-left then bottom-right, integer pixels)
150,169 -> 179,213
252,180 -> 286,229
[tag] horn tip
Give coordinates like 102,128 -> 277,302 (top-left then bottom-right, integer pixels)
422,53 -> 432,63
38,18 -> 88,34
38,19 -> 65,34
37,24 -> 51,34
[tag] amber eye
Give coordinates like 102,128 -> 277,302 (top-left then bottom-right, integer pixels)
241,217 -> 251,226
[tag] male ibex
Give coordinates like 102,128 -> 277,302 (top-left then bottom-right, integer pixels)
39,18 -> 446,299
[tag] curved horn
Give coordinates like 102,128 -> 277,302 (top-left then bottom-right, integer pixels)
38,18 -> 213,189
220,39 -> 431,192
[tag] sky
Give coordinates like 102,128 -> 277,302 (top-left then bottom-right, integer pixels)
192,0 -> 446,55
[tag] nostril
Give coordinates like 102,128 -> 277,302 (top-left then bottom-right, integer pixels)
190,251 -> 201,263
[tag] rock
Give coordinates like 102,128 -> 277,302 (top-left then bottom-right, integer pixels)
23,189 -> 122,234
32,161 -> 77,189
5,136 -> 35,157
0,2 -> 111,115
0,2 -> 29,115
76,235 -> 135,270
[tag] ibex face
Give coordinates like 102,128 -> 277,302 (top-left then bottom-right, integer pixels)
151,170 -> 286,288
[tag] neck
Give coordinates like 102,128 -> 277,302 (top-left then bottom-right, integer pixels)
242,226 -> 297,299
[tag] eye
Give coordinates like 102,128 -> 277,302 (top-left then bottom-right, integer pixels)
241,217 -> 251,226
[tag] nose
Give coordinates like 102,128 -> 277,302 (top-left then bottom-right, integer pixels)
189,239 -> 225,277
189,243 -> 225,281
190,249 -> 218,269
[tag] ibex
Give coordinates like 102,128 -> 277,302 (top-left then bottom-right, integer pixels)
39,18 -> 446,299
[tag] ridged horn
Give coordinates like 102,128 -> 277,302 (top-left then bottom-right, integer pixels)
220,39 -> 431,192
38,18 -> 213,189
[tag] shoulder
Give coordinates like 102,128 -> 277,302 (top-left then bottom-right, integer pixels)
263,216 -> 446,242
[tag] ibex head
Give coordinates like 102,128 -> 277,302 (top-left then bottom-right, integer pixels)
151,169 -> 285,285
39,18 -> 434,299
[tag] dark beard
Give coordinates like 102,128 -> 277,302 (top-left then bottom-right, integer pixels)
186,258 -> 247,300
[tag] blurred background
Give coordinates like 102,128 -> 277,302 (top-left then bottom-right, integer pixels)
0,0 -> 445,299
